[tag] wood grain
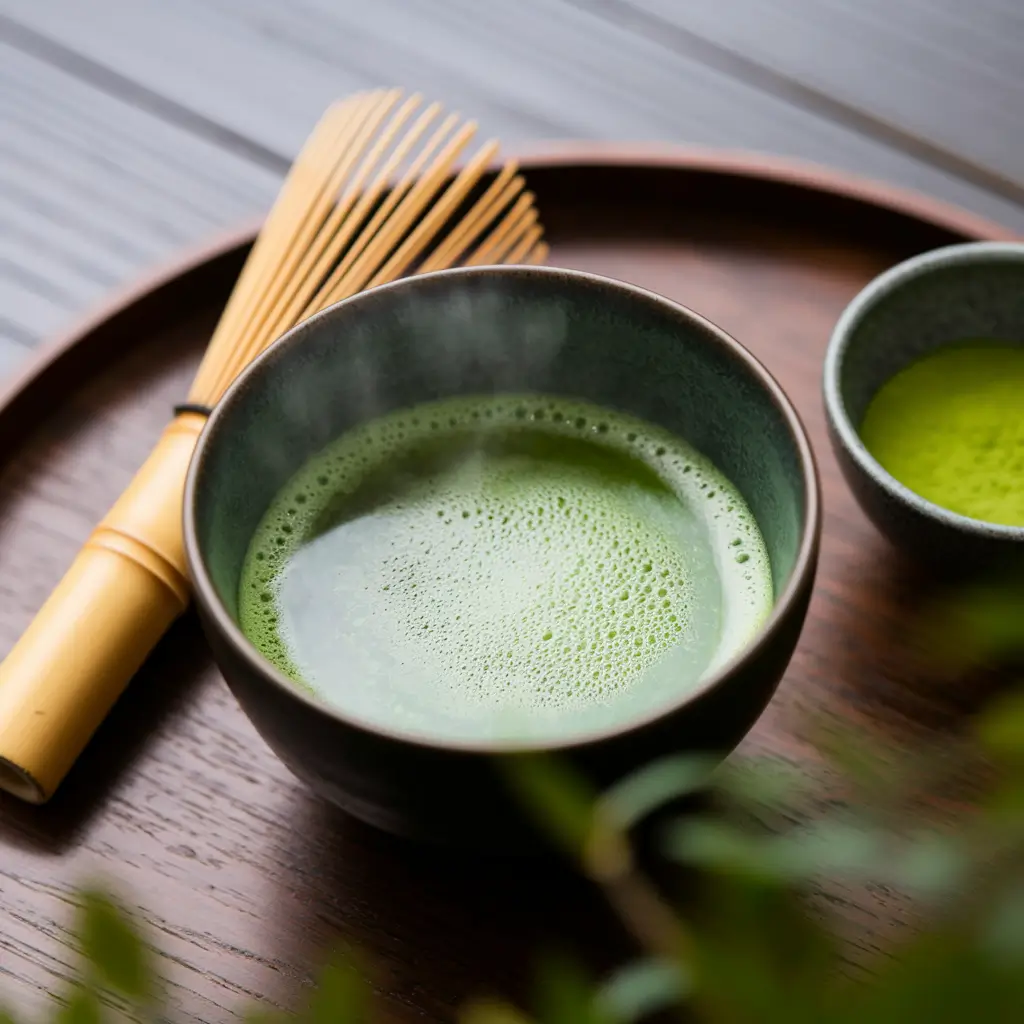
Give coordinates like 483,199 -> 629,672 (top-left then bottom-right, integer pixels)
0,36 -> 280,367
593,0 -> 1024,200
3,0 -> 1024,236
0,158 -> 1008,1021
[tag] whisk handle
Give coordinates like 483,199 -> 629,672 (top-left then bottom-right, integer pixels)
0,413 -> 206,802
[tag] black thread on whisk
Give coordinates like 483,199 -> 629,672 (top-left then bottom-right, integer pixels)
173,402 -> 214,418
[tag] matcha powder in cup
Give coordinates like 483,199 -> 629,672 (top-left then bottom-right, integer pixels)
860,343 -> 1024,527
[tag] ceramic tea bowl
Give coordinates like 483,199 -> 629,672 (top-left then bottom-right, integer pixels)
824,242 -> 1024,573
184,266 -> 820,847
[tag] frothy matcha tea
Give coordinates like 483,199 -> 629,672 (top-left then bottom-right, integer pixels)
239,395 -> 773,742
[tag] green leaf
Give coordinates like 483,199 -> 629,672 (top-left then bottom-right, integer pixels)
884,832 -> 967,895
54,989 -> 103,1024
981,880 -> 1024,966
949,581 -> 1024,660
499,754 -> 597,857
715,755 -> 816,812
534,953 -> 609,1024
0,1006 -> 20,1024
305,953 -> 367,1024
843,929 -> 1017,1024
666,812 -> 926,889
595,958 -> 690,1023
676,813 -> 965,893
689,875 -> 837,1024
668,815 -> 869,885
915,578 -> 1024,671
765,818 -> 888,882
979,753 -> 1024,826
600,755 -> 716,830
975,689 -> 1024,763
78,890 -> 152,1002
663,818 -> 778,881
460,999 -> 537,1024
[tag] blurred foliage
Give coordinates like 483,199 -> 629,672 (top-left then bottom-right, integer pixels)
4,577 -> 1023,1023
917,575 -> 1024,671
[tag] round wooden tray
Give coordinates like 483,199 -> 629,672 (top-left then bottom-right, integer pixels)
0,146 -> 1016,1022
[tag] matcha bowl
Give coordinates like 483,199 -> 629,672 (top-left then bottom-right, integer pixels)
184,266 -> 820,846
824,242 -> 1024,572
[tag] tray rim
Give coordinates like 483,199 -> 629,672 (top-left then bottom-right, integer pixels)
2,141 -> 1019,421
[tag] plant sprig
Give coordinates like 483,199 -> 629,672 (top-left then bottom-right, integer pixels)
8,581 -> 1024,1023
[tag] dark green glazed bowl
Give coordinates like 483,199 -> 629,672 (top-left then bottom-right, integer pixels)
184,266 -> 820,846
824,242 -> 1024,572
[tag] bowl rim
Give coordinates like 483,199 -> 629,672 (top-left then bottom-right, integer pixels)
823,240 -> 1024,542
184,264 -> 822,754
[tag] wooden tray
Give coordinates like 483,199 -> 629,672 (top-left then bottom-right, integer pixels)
0,146 -> 1017,1023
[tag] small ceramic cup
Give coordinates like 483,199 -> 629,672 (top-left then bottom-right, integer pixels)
824,242 -> 1024,572
184,266 -> 820,846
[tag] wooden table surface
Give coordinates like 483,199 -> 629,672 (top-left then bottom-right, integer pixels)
1,2 -> 1022,1020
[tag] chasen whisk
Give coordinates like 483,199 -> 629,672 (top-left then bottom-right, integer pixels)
0,89 -> 547,803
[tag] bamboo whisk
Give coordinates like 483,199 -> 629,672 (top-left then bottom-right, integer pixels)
0,89 -> 547,804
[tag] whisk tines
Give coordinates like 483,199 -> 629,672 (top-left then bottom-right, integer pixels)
189,89 -> 548,406
0,87 -> 548,807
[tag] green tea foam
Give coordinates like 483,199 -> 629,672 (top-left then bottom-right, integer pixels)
239,395 -> 772,742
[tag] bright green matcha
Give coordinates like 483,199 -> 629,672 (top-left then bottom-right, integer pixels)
861,344 -> 1024,527
238,394 -> 773,743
